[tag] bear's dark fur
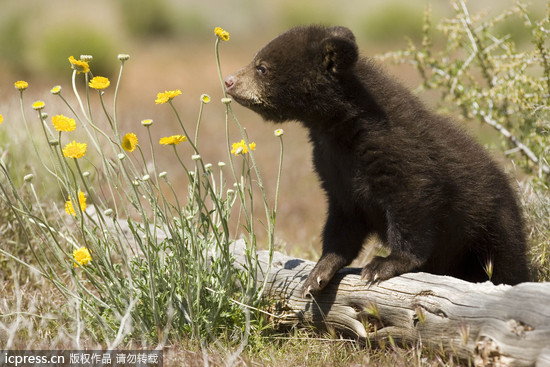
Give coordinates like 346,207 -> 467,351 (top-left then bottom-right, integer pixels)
225,25 -> 530,296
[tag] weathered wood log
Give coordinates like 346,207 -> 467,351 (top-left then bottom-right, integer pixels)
232,240 -> 550,366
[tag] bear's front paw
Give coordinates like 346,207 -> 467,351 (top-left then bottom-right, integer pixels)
302,269 -> 331,298
361,256 -> 402,283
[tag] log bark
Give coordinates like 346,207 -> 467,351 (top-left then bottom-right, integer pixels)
232,240 -> 550,366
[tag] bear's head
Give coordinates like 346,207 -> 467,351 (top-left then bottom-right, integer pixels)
225,25 -> 359,124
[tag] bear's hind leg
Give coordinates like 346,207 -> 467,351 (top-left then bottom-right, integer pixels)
361,252 -> 423,282
361,211 -> 432,282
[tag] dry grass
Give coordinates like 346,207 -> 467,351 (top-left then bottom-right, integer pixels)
170,332 -> 463,367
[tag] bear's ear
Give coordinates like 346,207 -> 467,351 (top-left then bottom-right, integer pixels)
328,26 -> 356,42
321,28 -> 358,74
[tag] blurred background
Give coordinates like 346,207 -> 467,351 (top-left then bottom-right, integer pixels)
0,0 -> 545,257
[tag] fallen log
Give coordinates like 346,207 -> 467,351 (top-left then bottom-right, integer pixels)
232,240 -> 550,366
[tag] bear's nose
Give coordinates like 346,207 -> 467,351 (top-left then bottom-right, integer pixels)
224,75 -> 236,91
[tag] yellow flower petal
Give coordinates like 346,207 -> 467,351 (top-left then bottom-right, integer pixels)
62,141 -> 87,159
122,133 -> 138,152
68,56 -> 90,74
52,114 -> 76,132
231,139 -> 256,155
65,191 -> 87,216
89,76 -> 110,90
73,247 -> 91,267
50,85 -> 62,95
155,89 -> 182,104
159,135 -> 187,146
14,80 -> 28,91
214,27 -> 230,41
32,101 -> 45,110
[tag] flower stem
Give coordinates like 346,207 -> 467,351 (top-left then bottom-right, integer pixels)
113,59 -> 126,136
72,70 -> 88,121
194,101 -> 205,147
215,38 -> 227,98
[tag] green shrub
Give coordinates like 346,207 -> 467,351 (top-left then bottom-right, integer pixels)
381,0 -> 550,280
119,0 -> 178,39
280,2 -> 342,29
37,25 -> 118,78
361,2 -> 425,44
0,10 -> 30,75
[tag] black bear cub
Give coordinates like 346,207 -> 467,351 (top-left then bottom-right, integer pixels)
225,25 -> 530,297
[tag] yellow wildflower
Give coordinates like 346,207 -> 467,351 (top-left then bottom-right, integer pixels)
141,119 -> 153,127
155,89 -> 182,104
52,114 -> 76,132
14,81 -> 28,91
214,27 -> 230,41
0,114 -> 3,124
159,135 -> 187,146
68,56 -> 90,74
65,191 -> 87,216
200,94 -> 211,104
73,247 -> 92,267
231,139 -> 256,156
122,133 -> 138,152
274,129 -> 284,137
32,101 -> 45,111
62,141 -> 87,159
89,76 -> 110,90
51,85 -> 62,95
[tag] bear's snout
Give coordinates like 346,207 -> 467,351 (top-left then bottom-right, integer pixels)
224,75 -> 236,91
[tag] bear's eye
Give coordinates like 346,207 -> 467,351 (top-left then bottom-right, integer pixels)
256,65 -> 268,75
